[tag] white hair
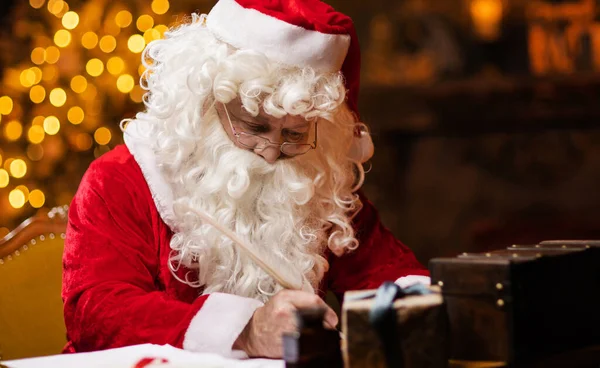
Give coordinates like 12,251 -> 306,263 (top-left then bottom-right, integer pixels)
124,13 -> 363,301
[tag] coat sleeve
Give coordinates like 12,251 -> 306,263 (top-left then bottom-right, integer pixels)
327,191 -> 430,296
62,154 -> 262,356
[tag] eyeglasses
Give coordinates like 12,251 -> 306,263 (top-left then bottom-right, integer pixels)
221,103 -> 318,157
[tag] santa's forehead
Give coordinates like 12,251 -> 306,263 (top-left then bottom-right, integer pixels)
226,100 -> 312,128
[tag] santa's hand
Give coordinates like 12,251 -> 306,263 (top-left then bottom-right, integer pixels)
233,290 -> 338,358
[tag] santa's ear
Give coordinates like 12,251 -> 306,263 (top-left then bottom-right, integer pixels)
348,123 -> 374,164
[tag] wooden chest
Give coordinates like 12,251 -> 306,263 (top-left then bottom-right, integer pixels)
429,240 -> 600,364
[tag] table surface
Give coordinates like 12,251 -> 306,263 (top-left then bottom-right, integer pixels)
4,343 -> 599,368
449,344 -> 600,368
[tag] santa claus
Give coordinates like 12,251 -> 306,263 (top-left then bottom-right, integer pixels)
62,0 -> 430,359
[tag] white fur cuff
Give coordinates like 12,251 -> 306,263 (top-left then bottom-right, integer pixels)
183,293 -> 264,358
395,275 -> 431,289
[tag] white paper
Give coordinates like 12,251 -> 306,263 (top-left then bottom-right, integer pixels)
3,344 -> 284,368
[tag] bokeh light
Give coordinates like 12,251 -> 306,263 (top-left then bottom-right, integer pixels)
19,66 -> 42,88
144,28 -> 161,43
0,169 -> 8,188
49,88 -> 67,107
30,85 -> 46,103
16,185 -> 30,202
68,106 -> 84,125
155,24 -> 168,37
62,11 -> 79,29
137,15 -> 154,32
9,188 -> 26,209
81,31 -> 99,49
29,189 -> 46,208
48,0 -> 67,16
115,10 -> 133,28
20,69 -> 37,87
0,96 -> 13,115
29,0 -> 45,9
28,125 -> 45,144
107,57 -> 126,75
3,158 -> 14,171
94,127 -> 112,145
32,116 -> 45,126
30,67 -> 43,84
31,47 -> 46,65
27,144 -> 44,161
127,34 -> 146,53
70,75 -> 88,93
117,74 -> 135,93
4,120 -> 23,141
151,0 -> 170,15
86,58 -> 104,77
45,46 -> 60,63
99,35 -> 117,53
54,29 -> 72,47
43,116 -> 61,135
9,159 -> 27,178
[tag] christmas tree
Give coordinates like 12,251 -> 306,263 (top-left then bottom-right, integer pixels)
0,0 -> 215,234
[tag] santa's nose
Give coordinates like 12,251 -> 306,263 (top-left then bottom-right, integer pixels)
254,145 -> 281,164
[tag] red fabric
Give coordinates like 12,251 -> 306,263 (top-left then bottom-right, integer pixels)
234,0 -> 361,117
62,145 -> 427,352
236,0 -> 352,34
62,145 -> 206,353
134,358 -> 169,368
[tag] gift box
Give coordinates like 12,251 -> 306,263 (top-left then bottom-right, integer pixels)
341,284 -> 448,368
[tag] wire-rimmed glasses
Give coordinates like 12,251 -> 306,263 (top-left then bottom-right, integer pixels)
221,103 -> 317,157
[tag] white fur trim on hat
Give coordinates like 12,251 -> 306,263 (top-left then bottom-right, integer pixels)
206,0 -> 351,73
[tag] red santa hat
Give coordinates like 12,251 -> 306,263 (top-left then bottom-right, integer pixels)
206,0 -> 373,163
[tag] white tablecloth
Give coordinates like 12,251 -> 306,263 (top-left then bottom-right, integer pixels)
3,344 -> 284,368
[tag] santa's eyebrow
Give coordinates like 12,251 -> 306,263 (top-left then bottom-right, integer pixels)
285,123 -> 310,130
236,111 -> 270,125
230,110 -> 266,125
232,109 -> 309,130
253,115 -> 270,124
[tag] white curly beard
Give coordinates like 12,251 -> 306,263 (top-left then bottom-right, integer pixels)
165,110 -> 336,302
129,18 -> 364,301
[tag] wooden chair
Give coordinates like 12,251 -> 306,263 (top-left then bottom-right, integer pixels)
0,205 -> 69,361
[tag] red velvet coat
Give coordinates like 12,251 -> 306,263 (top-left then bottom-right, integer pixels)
62,144 -> 429,356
